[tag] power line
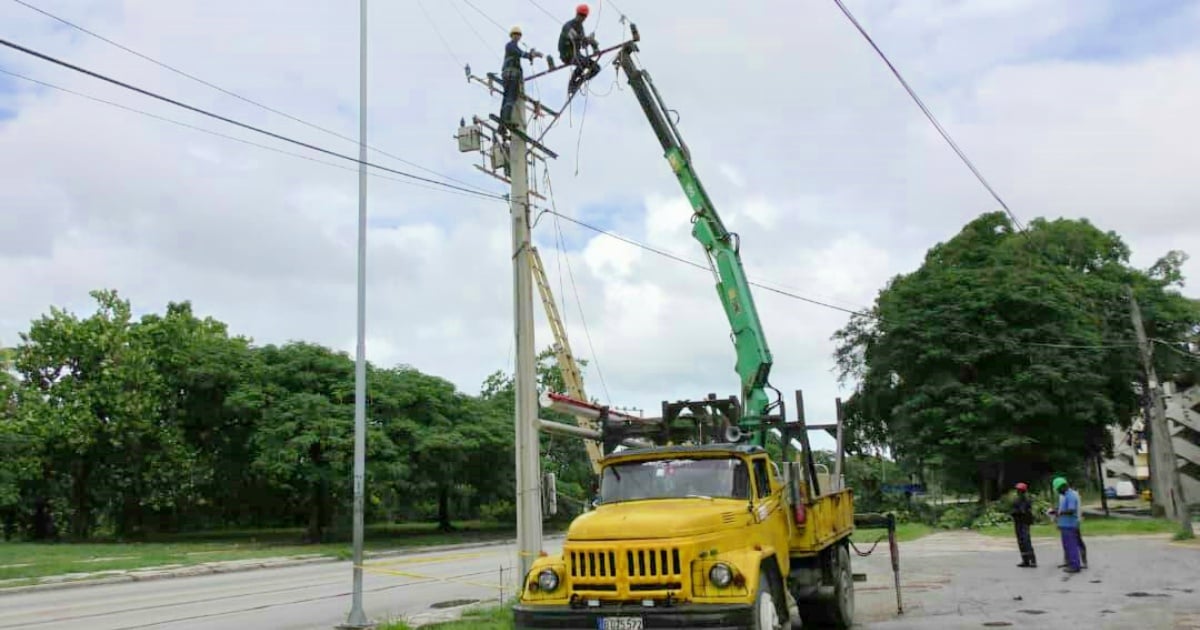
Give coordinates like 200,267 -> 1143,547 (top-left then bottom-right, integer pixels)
543,171 -> 612,406
9,0 -> 481,193
827,0 -> 1163,355
448,0 -> 498,62
537,208 -> 1152,353
0,36 -> 507,202
537,208 -> 871,316
526,0 -> 559,23
461,0 -> 509,34
416,0 -> 466,69
1152,338 -> 1200,361
829,0 -> 1024,232
0,68 -> 499,201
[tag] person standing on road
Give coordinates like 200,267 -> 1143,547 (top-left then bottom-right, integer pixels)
1011,482 -> 1037,567
1050,476 -> 1082,573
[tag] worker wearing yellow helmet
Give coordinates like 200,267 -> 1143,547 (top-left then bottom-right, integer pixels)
499,25 -> 543,126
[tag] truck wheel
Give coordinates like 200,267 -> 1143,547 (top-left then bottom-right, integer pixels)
796,543 -> 854,629
753,572 -> 782,630
826,543 -> 855,628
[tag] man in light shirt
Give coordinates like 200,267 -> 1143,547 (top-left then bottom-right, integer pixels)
1049,476 -> 1082,573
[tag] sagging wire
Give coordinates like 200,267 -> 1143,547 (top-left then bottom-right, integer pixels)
574,87 -> 590,175
541,167 -> 614,406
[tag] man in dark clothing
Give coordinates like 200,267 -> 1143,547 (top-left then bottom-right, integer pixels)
1011,482 -> 1037,567
558,4 -> 600,96
500,25 -> 543,127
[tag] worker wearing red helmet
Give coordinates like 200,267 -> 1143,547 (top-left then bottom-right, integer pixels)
1010,482 -> 1037,567
557,3 -> 601,96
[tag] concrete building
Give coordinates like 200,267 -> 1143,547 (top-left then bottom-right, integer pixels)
1103,379 -> 1200,508
1163,379 -> 1200,508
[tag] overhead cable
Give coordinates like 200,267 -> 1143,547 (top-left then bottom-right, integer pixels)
526,0 -> 559,23
543,171 -> 613,405
0,36 -> 506,202
538,208 -> 871,316
829,0 -> 1024,232
0,69 -> 498,201
9,0 -> 480,192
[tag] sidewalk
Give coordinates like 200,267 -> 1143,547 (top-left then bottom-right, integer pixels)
0,534 -> 565,597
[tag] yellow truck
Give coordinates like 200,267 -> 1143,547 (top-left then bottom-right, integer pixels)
512,28 -> 868,629
514,426 -> 857,629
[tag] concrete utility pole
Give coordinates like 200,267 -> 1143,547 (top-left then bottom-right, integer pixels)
510,93 -> 544,581
340,0 -> 371,627
1128,286 -> 1193,535
457,59 -> 563,583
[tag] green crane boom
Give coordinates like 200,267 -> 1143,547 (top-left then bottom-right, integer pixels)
616,37 -> 776,442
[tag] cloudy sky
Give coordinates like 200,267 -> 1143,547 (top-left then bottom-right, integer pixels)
2,0 -> 1197,449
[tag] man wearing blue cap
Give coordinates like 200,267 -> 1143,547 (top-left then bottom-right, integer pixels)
1049,476 -> 1082,573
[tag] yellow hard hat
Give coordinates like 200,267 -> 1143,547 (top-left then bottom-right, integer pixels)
510,25 -> 522,36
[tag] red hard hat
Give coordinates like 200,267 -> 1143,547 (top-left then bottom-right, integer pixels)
1015,482 -> 1028,491
576,4 -> 589,16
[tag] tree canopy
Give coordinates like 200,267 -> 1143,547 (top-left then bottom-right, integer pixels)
832,212 -> 1200,498
0,290 -> 592,542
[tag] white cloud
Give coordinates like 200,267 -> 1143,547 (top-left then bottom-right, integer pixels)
0,0 -> 1197,453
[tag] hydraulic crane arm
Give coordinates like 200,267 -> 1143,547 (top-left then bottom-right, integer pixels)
615,39 -> 776,438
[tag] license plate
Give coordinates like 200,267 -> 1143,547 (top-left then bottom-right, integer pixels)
599,617 -> 643,630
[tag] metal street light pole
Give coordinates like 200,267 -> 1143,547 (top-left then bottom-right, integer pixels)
341,0 -> 371,627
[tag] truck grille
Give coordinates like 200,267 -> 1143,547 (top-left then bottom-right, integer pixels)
567,545 -> 686,597
569,550 -> 617,578
626,548 -> 682,578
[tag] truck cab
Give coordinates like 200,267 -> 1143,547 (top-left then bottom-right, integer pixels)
514,443 -> 854,629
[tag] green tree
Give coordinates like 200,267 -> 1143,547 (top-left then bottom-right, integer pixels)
833,213 -> 1200,500
135,302 -> 255,532
13,290 -> 197,538
232,342 -> 360,542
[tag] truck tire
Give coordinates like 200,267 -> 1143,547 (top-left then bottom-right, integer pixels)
796,543 -> 854,629
753,571 -> 782,630
827,542 -> 855,628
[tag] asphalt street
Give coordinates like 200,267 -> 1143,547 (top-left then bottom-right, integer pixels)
0,539 -> 560,630
2,532 -> 1197,629
853,530 -> 1200,629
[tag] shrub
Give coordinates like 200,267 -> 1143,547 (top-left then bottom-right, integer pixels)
479,500 -> 515,525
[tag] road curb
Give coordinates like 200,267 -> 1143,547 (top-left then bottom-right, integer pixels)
0,534 -> 566,597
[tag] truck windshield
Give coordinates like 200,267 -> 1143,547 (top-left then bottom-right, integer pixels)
598,457 -> 750,503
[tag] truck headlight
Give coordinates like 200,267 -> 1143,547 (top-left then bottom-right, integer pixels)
708,563 -> 733,587
537,568 -> 560,591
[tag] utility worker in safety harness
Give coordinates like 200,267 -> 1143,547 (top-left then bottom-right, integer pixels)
499,25 -> 542,129
558,4 -> 601,96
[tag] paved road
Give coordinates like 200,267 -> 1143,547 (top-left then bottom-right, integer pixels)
4,532 -> 1198,629
853,531 -> 1200,629
0,539 -> 561,630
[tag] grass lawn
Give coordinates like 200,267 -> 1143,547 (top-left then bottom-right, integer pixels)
852,522 -> 934,544
0,521 -> 517,583
979,516 -> 1181,538
379,602 -> 514,630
